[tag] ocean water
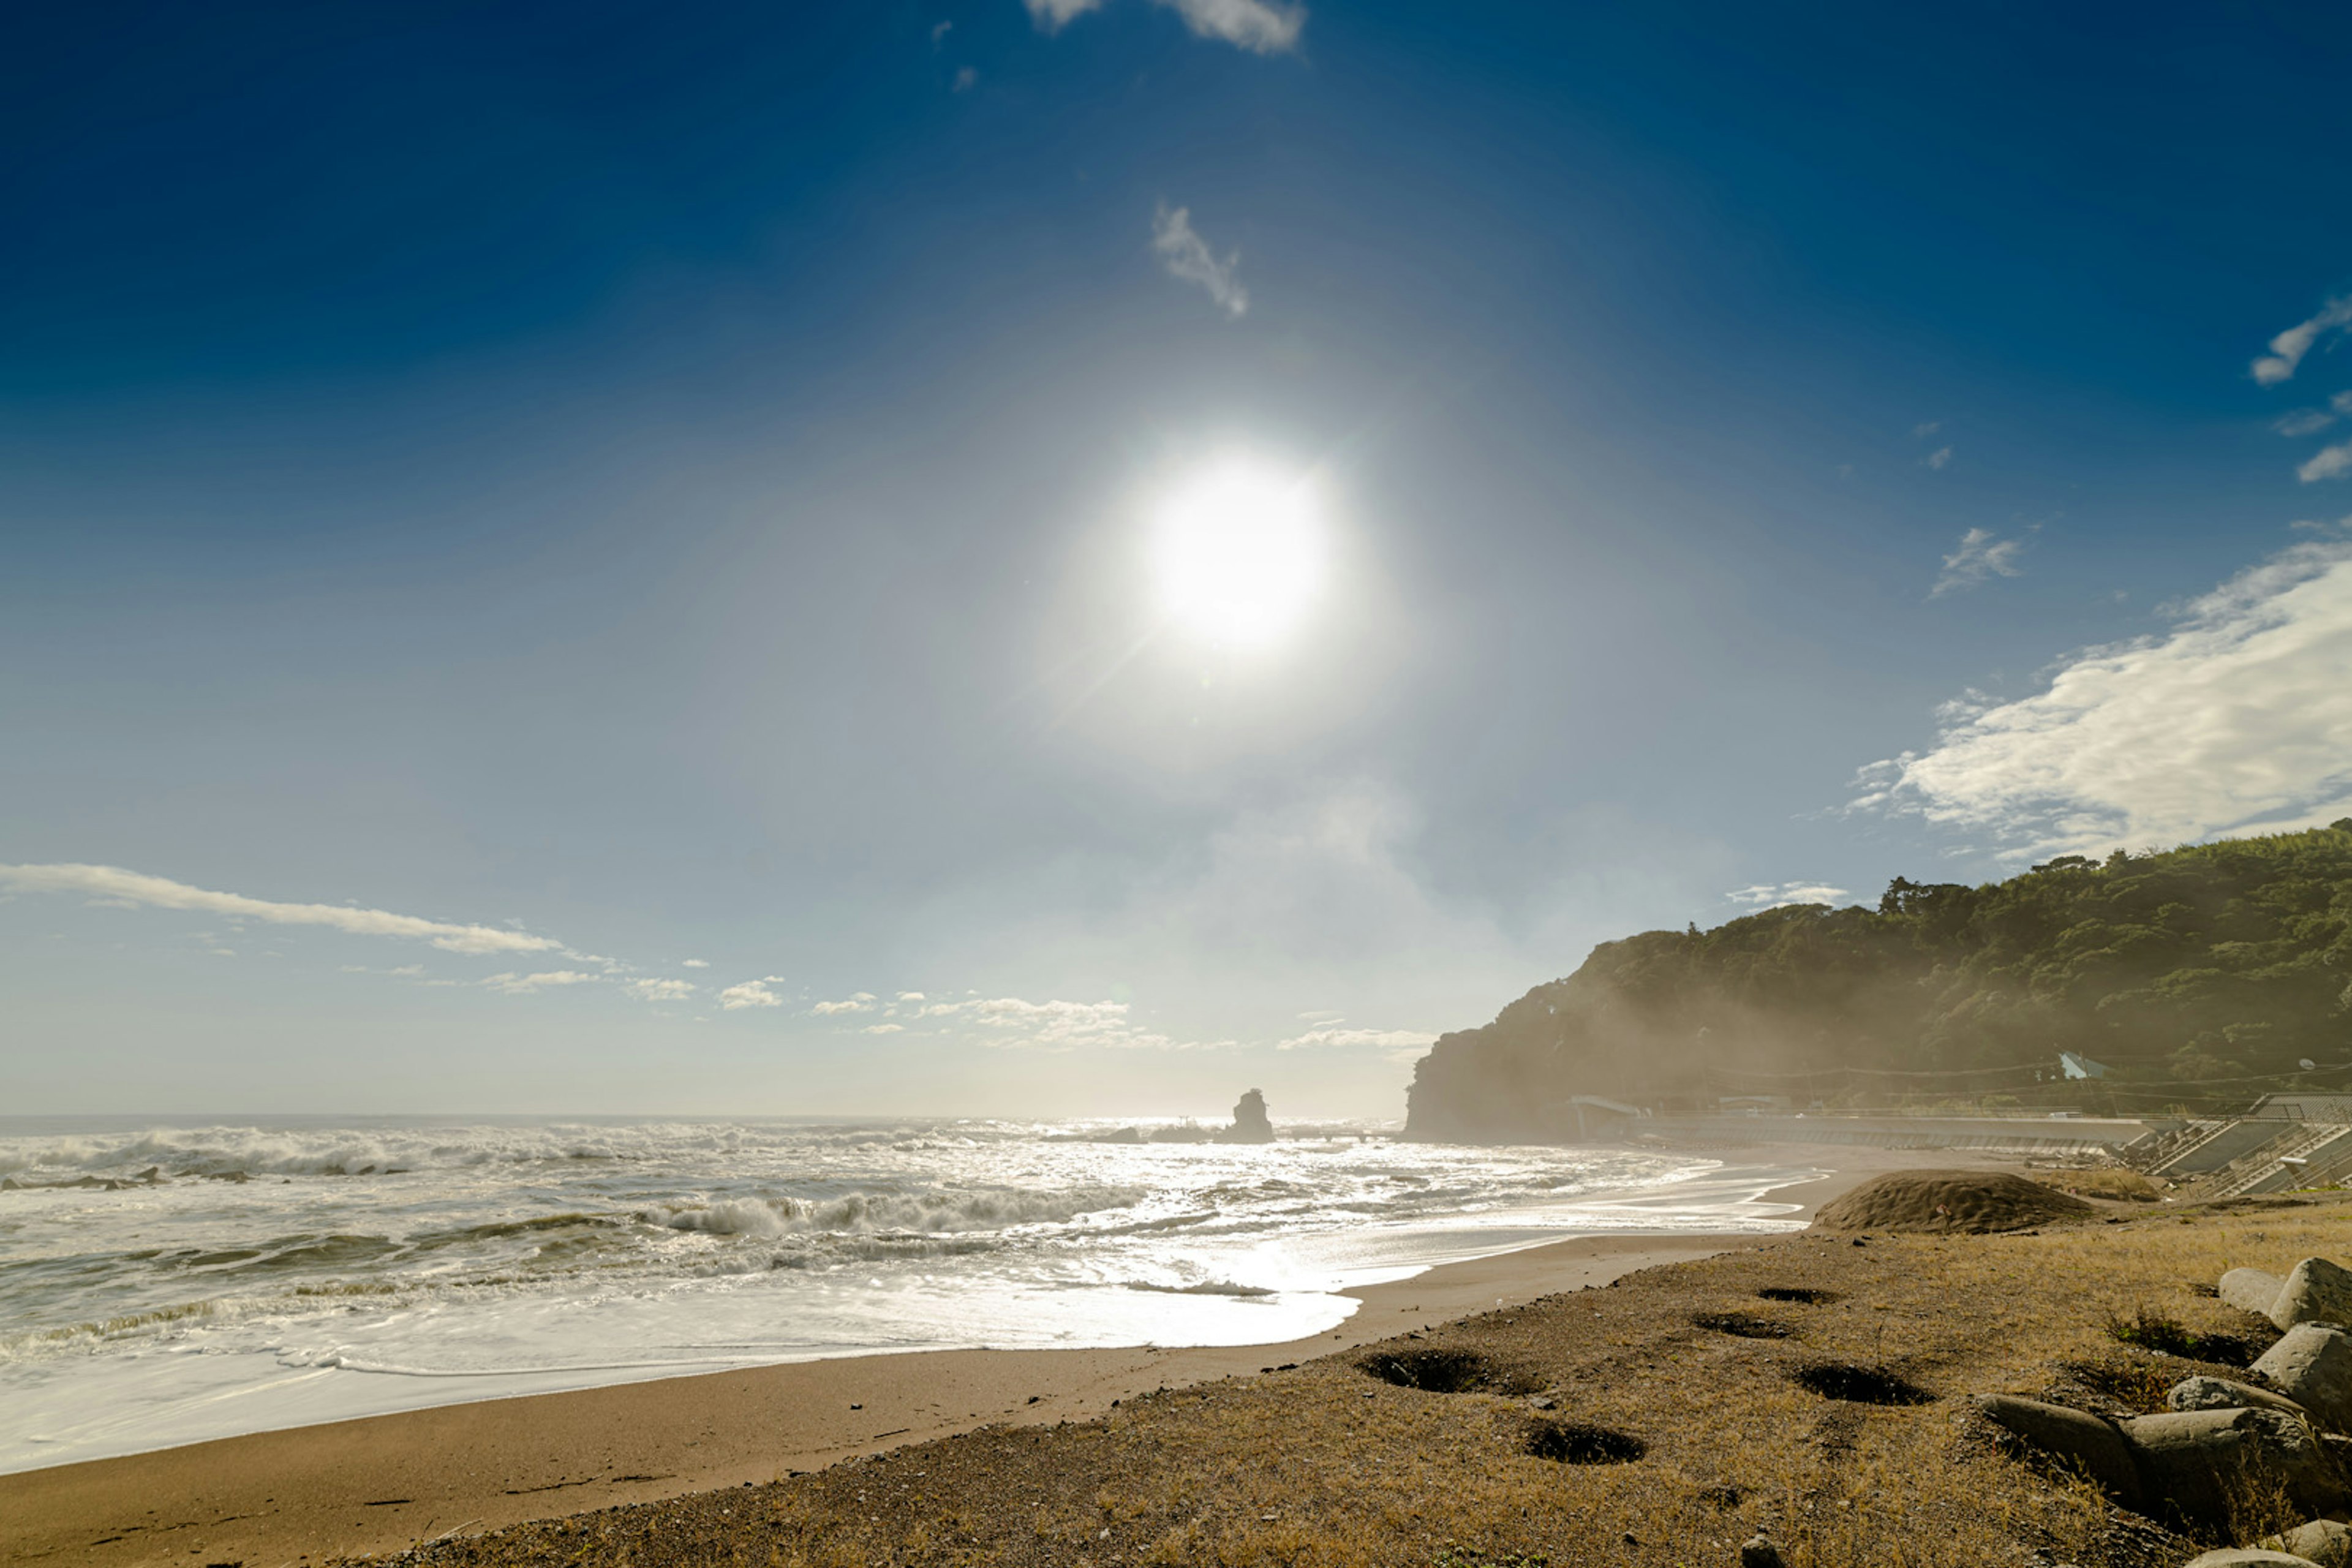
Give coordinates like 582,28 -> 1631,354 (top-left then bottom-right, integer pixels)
0,1116 -> 1814,1474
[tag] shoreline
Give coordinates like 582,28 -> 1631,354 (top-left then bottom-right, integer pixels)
0,1142 -> 2019,1568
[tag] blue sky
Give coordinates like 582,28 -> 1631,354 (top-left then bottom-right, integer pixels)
6,0 -> 2351,1118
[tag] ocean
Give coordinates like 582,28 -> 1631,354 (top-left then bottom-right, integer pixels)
0,1115 -> 1814,1474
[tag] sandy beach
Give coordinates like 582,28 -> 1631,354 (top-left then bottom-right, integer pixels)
0,1142 -> 2027,1568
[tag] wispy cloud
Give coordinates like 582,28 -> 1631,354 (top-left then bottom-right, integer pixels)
720,979 -> 785,1010
680,958 -> 709,968
1276,1026 -> 1436,1050
862,1023 -> 905,1035
0,863 -> 564,956
952,66 -> 978,91
484,969 -> 599,994
1152,203 -> 1248,319
2299,440 -> 2352,483
1025,0 -> 1303,52
1931,527 -> 2025,597
1855,537 -> 2352,857
911,995 -> 1230,1052
1913,421 -> 1942,438
2253,296 -> 2352,386
2277,408 -> 2339,439
1924,445 -> 1954,471
626,978 -> 696,1002
810,992 -> 876,1016
1725,883 -> 1851,910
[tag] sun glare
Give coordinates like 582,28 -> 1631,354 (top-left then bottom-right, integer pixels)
1152,460 -> 1324,649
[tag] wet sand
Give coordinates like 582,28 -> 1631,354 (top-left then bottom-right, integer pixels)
0,1143 -> 2019,1568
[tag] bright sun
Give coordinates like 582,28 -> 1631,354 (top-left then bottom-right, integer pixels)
1152,459 -> 1324,649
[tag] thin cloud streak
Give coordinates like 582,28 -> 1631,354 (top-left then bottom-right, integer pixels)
0,862 -> 564,956
1725,882 -> 1851,909
1931,527 -> 2025,597
1025,0 -> 1303,52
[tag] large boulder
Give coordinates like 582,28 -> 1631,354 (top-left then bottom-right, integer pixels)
2224,1268 -> 2287,1317
2121,1407 -> 2348,1526
2260,1522 -> 2352,1568
2170,1374 -> 2313,1420
2255,1325 -> 2352,1433
2183,1553 -> 2323,1568
2272,1259 -> 2352,1332
1974,1395 -> 2143,1507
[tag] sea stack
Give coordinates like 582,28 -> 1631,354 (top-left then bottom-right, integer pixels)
1226,1088 -> 1275,1144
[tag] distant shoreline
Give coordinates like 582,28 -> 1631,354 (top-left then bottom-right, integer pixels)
0,1142 -> 2022,1568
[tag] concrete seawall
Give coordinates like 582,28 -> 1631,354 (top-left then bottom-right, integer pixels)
1638,1113 -> 2165,1155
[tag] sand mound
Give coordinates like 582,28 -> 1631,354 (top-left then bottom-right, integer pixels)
1811,1170 -> 2095,1234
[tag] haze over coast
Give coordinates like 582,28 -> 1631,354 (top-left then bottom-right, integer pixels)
5,2 -> 2351,1566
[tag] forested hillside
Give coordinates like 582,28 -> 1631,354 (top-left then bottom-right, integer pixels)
1404,824 -> 2352,1140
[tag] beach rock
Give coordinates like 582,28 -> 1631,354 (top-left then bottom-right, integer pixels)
1974,1395 -> 2143,1506
2180,1553 -> 2322,1568
2225,1268 -> 2288,1317
1738,1535 -> 1785,1568
2272,1259 -> 2352,1332
2256,1325 -> 2352,1432
2260,1521 -> 2352,1568
2121,1407 -> 2348,1525
1223,1089 -> 1274,1144
2169,1374 -> 2313,1419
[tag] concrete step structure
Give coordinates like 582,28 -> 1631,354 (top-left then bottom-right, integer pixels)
2209,1124 -> 2352,1199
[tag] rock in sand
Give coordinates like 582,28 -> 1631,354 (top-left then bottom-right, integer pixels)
2120,1406 -> 2347,1525
2272,1259 -> 2352,1332
1973,1395 -> 2142,1507
2256,1325 -> 2352,1432
2169,1374 -> 2313,1420
2223,1267 -> 2287,1317
2260,1521 -> 2352,1568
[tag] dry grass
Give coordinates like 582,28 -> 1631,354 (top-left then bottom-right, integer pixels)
2046,1169 -> 2162,1203
353,1194 -> 2352,1568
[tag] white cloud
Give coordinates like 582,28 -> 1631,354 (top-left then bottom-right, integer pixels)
2299,440 -> 2352,483
1295,1009 -> 1345,1023
627,978 -> 696,1002
1725,882 -> 1851,910
931,18 -> 953,44
1854,538 -> 2352,858
1025,0 -> 1302,51
2253,297 -> 2352,386
2277,409 -> 2339,438
484,969 -> 598,994
1924,445 -> 1954,470
1276,1026 -> 1437,1050
810,992 -> 876,1015
953,66 -> 978,91
1152,204 -> 1248,319
720,979 -> 783,1010
916,995 -> 1227,1052
1155,0 -> 1303,50
1931,527 -> 2025,597
1023,0 -> 1105,28
0,863 -> 564,956
896,991 -> 926,1001
681,958 -> 709,968
862,1023 -> 905,1035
